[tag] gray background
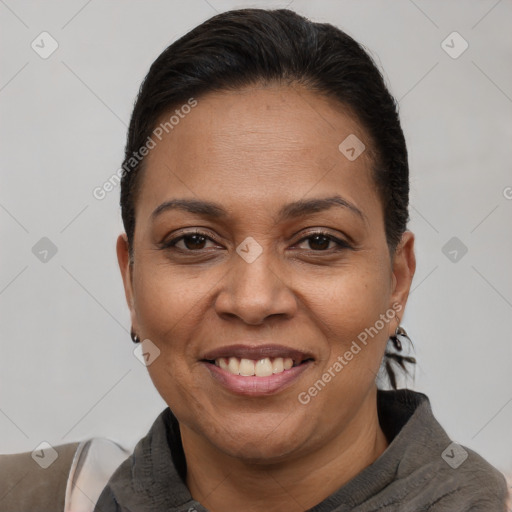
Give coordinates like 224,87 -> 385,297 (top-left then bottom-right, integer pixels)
1,0 -> 511,476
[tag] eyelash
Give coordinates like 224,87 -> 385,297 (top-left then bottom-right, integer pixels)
159,229 -> 352,254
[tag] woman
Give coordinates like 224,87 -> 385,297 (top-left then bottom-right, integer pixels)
97,7 -> 507,512
1,7 -> 506,512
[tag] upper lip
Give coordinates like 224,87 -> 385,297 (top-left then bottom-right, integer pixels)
201,344 -> 314,365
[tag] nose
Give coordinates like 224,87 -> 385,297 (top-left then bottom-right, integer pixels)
214,246 -> 297,325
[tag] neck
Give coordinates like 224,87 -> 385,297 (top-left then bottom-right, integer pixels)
182,389 -> 388,512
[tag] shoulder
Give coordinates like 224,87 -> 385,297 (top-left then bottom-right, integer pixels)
378,390 -> 509,509
397,424 -> 509,510
0,438 -> 129,512
447,446 -> 509,509
407,446 -> 509,510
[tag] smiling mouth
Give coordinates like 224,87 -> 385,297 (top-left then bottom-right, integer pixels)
203,356 -> 313,377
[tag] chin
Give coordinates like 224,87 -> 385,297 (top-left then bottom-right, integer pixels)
205,414 -> 308,463
220,435 -> 302,464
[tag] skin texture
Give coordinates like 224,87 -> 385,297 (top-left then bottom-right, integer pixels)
117,84 -> 416,512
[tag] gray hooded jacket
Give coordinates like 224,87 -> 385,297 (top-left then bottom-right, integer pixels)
94,389 -> 508,511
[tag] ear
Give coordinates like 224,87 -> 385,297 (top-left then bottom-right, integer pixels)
389,231 -> 416,330
116,233 -> 138,334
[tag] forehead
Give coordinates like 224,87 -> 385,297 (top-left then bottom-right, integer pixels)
137,84 -> 378,219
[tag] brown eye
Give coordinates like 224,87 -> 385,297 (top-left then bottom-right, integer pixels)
181,234 -> 208,250
160,231 -> 219,252
296,232 -> 350,252
306,234 -> 331,251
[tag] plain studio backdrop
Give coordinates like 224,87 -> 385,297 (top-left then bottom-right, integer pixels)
1,0 -> 511,478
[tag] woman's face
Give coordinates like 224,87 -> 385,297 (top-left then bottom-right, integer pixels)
118,84 -> 415,462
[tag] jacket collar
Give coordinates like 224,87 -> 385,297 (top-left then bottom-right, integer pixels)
98,390 -> 437,511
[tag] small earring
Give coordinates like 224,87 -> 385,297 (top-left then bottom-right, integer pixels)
390,324 -> 411,352
130,329 -> 140,344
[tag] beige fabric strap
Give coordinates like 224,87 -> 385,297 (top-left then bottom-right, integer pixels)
64,438 -> 130,512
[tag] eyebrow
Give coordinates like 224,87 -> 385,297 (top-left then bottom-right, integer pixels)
150,195 -> 367,224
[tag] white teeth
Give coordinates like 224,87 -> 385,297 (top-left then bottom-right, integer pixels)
213,356 -> 300,376
272,357 -> 284,374
239,358 -> 255,376
228,357 -> 240,375
255,358 -> 273,377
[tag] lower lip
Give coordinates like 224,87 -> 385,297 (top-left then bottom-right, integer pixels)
203,361 -> 312,396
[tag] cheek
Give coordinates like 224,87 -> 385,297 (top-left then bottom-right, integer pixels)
130,261 -> 216,395
133,257 -> 217,335
306,257 -> 393,383
310,260 -> 391,334
293,262 -> 392,422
